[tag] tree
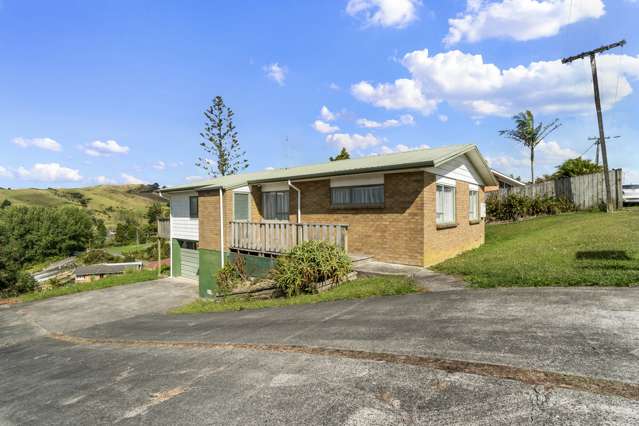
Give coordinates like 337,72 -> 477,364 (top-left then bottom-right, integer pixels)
330,148 -> 350,161
553,157 -> 603,179
196,96 -> 248,177
499,110 -> 561,184
0,199 -> 11,209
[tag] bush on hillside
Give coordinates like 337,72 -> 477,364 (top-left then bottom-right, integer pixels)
271,241 -> 351,297
487,193 -> 575,222
79,249 -> 119,265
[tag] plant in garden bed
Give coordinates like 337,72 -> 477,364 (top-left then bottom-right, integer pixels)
271,240 -> 352,297
215,255 -> 249,295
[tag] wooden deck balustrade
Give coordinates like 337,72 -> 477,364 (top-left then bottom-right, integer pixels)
230,221 -> 348,255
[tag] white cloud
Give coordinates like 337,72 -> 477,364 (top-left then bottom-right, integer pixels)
264,63 -> 287,86
0,166 -> 14,179
83,139 -> 130,156
329,82 -> 340,91
351,79 -> 437,114
378,143 -> 430,154
438,114 -> 449,122
346,0 -> 420,29
320,105 -> 336,121
17,163 -> 82,182
185,175 -> 206,182
445,0 -> 605,45
121,173 -> 147,184
326,133 -> 382,151
312,120 -> 340,134
536,140 -> 579,162
356,114 -> 415,128
353,48 -> 639,117
153,160 -> 166,171
12,137 -> 61,152
486,140 -> 579,178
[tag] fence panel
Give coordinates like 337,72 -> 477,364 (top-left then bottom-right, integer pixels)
490,169 -> 623,210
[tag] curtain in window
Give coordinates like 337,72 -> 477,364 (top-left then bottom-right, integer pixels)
262,191 -> 289,220
331,185 -> 383,206
234,193 -> 249,221
469,190 -> 479,221
436,185 -> 455,224
331,188 -> 350,205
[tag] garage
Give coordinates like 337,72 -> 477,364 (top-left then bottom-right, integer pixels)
176,239 -> 199,280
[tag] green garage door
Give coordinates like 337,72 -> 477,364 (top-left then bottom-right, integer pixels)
181,247 -> 199,280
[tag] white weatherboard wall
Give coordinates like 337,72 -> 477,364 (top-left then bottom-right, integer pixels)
426,155 -> 484,186
170,192 -> 199,241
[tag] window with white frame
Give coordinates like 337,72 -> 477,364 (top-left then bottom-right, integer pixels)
331,185 -> 384,208
262,191 -> 289,221
436,184 -> 456,225
233,192 -> 249,221
469,189 -> 479,222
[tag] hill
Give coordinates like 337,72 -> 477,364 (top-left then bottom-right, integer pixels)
0,184 -> 166,228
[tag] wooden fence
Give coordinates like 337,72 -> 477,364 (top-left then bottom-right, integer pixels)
230,221 -> 348,255
157,219 -> 170,239
489,169 -> 623,210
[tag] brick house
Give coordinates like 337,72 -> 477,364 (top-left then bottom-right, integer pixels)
161,144 -> 497,296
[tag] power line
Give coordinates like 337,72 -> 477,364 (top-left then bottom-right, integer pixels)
587,136 -> 621,165
562,40 -> 627,212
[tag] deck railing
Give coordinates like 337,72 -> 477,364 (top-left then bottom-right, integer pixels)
230,221 -> 348,254
157,219 -> 170,239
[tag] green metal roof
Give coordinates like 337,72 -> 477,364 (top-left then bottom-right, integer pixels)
160,144 -> 497,193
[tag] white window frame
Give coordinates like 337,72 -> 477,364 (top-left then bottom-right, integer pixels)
436,183 -> 456,226
469,188 -> 480,222
233,191 -> 250,222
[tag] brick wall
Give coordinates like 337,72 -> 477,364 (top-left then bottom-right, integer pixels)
422,175 -> 485,266
198,189 -> 233,251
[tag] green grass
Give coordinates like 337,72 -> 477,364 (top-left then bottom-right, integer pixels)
171,276 -> 417,314
106,242 -> 153,255
433,210 -> 639,288
19,269 -> 161,302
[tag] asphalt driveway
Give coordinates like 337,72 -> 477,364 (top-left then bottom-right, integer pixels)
1,279 -> 639,424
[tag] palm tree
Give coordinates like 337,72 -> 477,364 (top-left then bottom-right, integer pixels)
499,110 -> 561,184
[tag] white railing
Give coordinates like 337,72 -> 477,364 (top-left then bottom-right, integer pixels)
230,221 -> 348,254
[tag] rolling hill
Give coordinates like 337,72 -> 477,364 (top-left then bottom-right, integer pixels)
0,184 -> 166,227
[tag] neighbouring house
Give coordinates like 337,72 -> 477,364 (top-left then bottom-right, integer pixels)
74,262 -> 142,283
160,144 -> 497,296
485,169 -> 526,192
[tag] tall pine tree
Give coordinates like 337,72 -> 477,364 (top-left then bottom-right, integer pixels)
197,96 -> 249,176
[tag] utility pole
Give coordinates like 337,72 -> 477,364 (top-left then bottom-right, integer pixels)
562,40 -> 626,212
587,136 -> 620,165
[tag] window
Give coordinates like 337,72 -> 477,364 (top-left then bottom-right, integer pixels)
234,192 -> 249,221
331,185 -> 384,208
179,240 -> 198,250
469,190 -> 479,222
436,184 -> 456,225
189,196 -> 198,219
262,191 -> 289,221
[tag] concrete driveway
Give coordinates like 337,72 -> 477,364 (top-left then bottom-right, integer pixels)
1,279 -> 639,424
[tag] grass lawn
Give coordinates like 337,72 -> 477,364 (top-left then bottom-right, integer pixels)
433,209 -> 639,287
20,269 -> 161,302
171,276 -> 417,314
106,242 -> 153,256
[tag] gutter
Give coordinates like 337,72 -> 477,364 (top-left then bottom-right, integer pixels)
288,180 -> 301,223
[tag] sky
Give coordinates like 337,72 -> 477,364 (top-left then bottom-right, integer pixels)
1,0 -> 638,188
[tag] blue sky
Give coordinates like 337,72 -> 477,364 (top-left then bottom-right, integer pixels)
1,0 -> 638,188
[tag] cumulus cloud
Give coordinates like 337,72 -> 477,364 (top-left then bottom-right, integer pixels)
378,143 -> 430,154
352,48 -> 639,117
312,120 -> 340,134
121,173 -> 147,184
329,82 -> 340,91
0,166 -> 14,179
320,105 -> 336,121
356,114 -> 415,128
264,63 -> 287,85
95,175 -> 117,184
445,0 -> 605,45
82,139 -> 130,157
346,0 -> 420,28
185,175 -> 206,182
152,160 -> 166,171
351,79 -> 437,114
17,163 -> 82,182
12,137 -> 61,152
486,140 -> 579,178
326,133 -> 383,151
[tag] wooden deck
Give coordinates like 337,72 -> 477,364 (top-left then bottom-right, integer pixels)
230,221 -> 348,255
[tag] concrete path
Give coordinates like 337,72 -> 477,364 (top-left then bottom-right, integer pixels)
354,259 -> 467,291
2,279 -> 639,424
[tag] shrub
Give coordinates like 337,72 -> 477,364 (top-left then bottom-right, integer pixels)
79,249 -> 118,265
215,255 -> 248,294
486,194 -> 575,222
271,241 -> 352,297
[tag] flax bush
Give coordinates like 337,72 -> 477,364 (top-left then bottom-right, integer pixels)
271,241 -> 352,297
